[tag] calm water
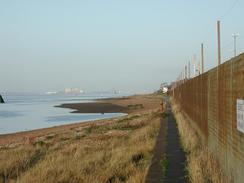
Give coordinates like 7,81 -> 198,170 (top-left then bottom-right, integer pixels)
0,92 -> 127,134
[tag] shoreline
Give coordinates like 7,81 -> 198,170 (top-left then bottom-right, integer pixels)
0,116 -> 122,147
0,94 -> 162,146
0,93 -> 163,182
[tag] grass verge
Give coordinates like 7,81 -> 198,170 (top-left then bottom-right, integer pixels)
171,99 -> 229,183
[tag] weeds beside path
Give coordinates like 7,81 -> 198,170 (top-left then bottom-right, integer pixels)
171,100 -> 229,183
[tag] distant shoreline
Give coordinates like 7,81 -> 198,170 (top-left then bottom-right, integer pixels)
0,94 -> 162,146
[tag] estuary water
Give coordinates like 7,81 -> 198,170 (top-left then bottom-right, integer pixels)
0,92 -> 126,135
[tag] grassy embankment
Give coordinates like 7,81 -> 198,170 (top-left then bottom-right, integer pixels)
171,99 -> 229,183
0,95 -> 163,183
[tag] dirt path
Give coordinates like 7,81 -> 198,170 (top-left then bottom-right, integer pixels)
145,98 -> 187,183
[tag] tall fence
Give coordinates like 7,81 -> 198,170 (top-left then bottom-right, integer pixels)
172,53 -> 244,183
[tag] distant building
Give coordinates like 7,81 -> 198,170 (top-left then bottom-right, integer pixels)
162,87 -> 168,94
45,91 -> 58,95
160,82 -> 169,94
64,88 -> 84,94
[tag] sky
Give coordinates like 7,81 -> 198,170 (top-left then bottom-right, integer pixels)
0,0 -> 243,93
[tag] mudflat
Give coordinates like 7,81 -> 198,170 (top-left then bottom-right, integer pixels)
56,95 -> 161,114
0,94 -> 162,146
56,102 -> 127,113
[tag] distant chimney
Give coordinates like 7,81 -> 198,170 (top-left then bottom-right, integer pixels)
0,95 -> 4,103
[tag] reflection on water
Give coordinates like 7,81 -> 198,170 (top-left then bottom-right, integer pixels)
0,93 -> 127,134
0,111 -> 24,118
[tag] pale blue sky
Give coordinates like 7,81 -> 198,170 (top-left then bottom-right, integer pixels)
0,0 -> 243,93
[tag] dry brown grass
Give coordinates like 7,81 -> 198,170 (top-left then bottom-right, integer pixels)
0,110 -> 161,183
0,146 -> 40,182
171,99 -> 229,183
